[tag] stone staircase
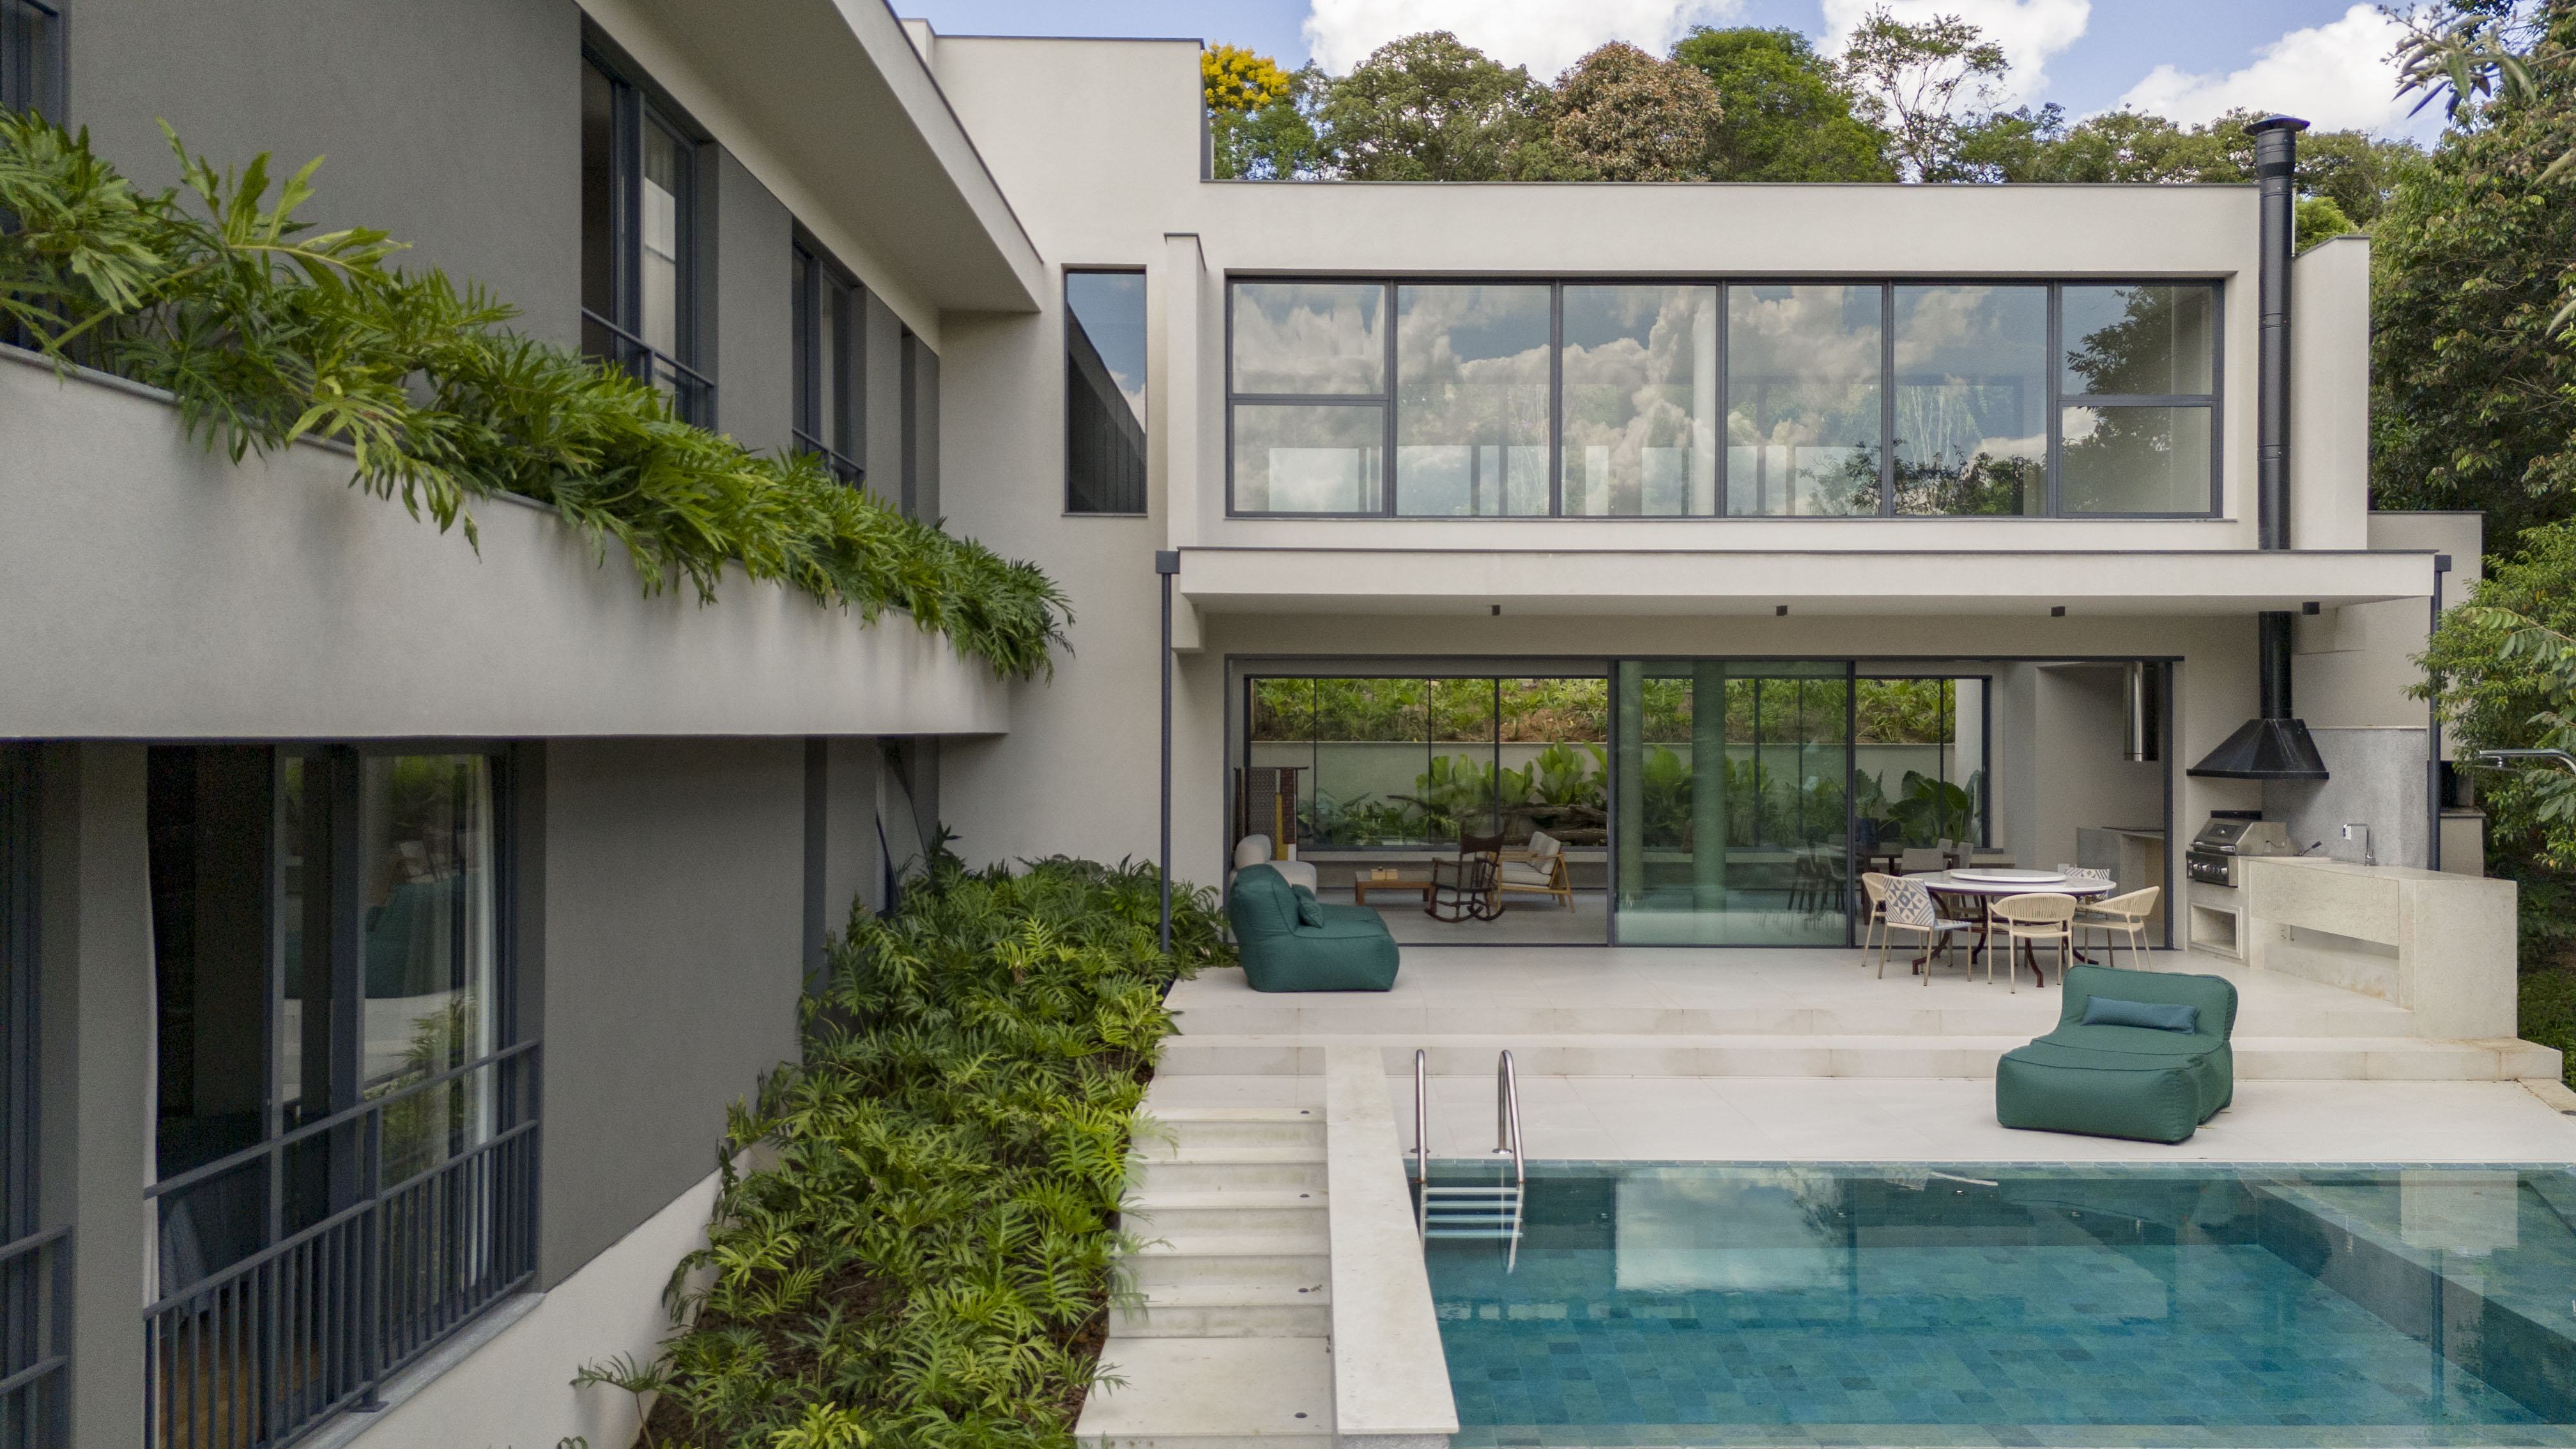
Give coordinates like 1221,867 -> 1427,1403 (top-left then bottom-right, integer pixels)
1157,989 -> 2561,1082
1077,1107 -> 1337,1449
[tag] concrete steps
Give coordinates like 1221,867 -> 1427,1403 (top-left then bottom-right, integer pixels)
1157,1032 -> 2561,1081
1082,1108 -> 1337,1443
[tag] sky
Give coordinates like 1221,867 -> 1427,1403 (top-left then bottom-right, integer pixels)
901,0 -> 2446,140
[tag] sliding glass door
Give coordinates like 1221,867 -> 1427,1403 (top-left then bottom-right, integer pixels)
1611,661 -> 1853,946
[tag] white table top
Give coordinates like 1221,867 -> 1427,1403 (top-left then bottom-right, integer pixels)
1903,870 -> 2115,897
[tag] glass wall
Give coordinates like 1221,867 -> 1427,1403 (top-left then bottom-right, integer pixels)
1066,270 -> 1148,513
1228,279 -> 2220,519
1611,662 -> 1853,946
1246,676 -> 1610,850
1853,677 -> 1986,851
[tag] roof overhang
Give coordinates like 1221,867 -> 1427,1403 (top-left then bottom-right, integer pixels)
590,0 -> 1043,314
1174,548 -> 2439,617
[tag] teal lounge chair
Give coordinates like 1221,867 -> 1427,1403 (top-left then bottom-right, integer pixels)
1994,963 -> 2236,1144
1226,862 -> 1400,992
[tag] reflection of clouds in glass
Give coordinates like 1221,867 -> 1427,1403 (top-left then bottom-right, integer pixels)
1234,282 -> 1383,395
1396,286 -> 1551,516
1562,286 -> 1716,515
1397,284 -> 1549,389
1068,272 -> 1147,427
1727,286 -> 1880,516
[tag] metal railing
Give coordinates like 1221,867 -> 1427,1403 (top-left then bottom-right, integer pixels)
581,309 -> 714,425
0,1225 -> 69,1449
142,1042 -> 538,1449
790,430 -> 864,486
1412,1049 -> 1429,1238
1495,1049 -> 1524,1187
1414,1050 -> 1529,1269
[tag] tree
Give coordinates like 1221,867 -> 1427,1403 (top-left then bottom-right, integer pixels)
2371,8 -> 2576,548
1317,32 -> 1558,181
1205,44 -> 1330,180
1549,41 -> 1725,181
1837,7 -> 2010,182
1670,27 -> 1895,181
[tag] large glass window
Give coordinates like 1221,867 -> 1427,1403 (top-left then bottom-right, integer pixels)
582,53 -> 708,424
1892,286 -> 2046,516
2060,284 -> 2220,514
0,0 -> 61,121
1396,285 -> 1551,517
1066,270 -> 1147,514
1562,286 -> 1717,516
793,241 -> 862,484
142,746 -> 527,1449
1226,278 -> 2220,519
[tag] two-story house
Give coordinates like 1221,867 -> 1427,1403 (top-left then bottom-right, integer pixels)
0,4 -> 2474,1449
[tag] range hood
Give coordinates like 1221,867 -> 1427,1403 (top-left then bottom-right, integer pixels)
2188,115 -> 2331,783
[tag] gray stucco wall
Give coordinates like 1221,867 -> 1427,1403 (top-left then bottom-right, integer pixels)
66,0 -> 583,348
534,737 -> 806,1285
35,744 -> 151,1449
2264,726 -> 2433,870
712,147 -> 795,457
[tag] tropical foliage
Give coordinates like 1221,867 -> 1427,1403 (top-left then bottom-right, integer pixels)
594,853 -> 1230,1449
0,112 -> 1070,679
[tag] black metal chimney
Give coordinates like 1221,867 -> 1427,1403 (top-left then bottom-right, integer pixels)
2190,116 -> 2329,782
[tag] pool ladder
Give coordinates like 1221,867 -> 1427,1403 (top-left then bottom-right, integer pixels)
1413,1048 -> 1527,1269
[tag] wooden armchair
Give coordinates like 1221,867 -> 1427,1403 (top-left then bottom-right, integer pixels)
1494,829 -> 1575,913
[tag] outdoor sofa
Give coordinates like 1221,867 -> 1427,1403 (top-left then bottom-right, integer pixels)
1994,963 -> 2237,1144
1226,861 -> 1400,992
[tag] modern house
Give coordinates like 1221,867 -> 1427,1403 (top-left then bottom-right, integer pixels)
0,4 -> 2490,1449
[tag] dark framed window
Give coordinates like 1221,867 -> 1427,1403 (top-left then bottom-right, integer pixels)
1225,278 -> 2221,520
0,0 -> 63,121
793,238 -> 863,484
582,50 -> 710,425
2,742 -> 66,1449
141,745 -> 533,1449
1066,270 -> 1147,514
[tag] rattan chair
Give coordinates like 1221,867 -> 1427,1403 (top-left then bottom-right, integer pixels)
1857,871 -> 1894,967
1989,892 -> 2078,992
2074,886 -> 2161,969
1878,876 -> 1976,983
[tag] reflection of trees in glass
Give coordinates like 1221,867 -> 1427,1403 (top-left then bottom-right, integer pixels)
2062,406 -> 2206,512
1252,677 -> 1613,846
1890,448 -> 2040,515
1856,679 -> 1951,743
2063,285 -> 2211,397
1892,368 -> 2042,514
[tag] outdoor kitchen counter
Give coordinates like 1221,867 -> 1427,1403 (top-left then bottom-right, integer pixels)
2238,857 -> 2517,1040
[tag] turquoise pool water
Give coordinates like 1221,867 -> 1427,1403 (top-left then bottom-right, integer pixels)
1423,1163 -> 2576,1447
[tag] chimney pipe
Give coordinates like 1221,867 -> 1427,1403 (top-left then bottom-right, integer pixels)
2189,116 -> 2329,782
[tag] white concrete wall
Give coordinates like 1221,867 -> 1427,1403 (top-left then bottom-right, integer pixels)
2030,664 -> 2164,874
0,353 -> 1009,739
2292,235 -> 2372,552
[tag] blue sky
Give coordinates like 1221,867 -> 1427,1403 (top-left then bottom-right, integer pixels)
903,1 -> 2441,139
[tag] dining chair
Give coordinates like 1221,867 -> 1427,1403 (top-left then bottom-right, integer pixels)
2074,886 -> 2161,969
1988,893 -> 2078,992
2055,864 -> 2112,886
1857,871 -> 1894,967
1897,846 -> 1946,875
1879,876 -> 1976,983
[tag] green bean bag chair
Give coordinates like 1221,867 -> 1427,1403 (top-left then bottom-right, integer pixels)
1227,863 -> 1400,992
1995,964 -> 2237,1144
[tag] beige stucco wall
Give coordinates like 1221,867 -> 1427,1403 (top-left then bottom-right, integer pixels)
0,353 -> 1009,739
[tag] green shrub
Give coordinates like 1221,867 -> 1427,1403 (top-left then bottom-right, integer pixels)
602,854 -> 1230,1449
0,111 -> 1068,679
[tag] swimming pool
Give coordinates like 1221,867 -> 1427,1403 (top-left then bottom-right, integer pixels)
1423,1162 -> 2576,1447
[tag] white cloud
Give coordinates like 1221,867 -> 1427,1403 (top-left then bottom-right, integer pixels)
2115,4 -> 2424,135
1301,0 -> 1745,80
1818,0 -> 2092,103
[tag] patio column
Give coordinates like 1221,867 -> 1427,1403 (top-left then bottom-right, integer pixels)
1692,661 -> 1728,914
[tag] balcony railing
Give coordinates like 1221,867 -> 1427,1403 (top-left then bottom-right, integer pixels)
0,1224 -> 68,1449
581,309 -> 714,427
142,1042 -> 539,1449
791,429 -> 864,486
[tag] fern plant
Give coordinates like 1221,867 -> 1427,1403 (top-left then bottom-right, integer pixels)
592,854 -> 1230,1449
0,111 -> 1070,680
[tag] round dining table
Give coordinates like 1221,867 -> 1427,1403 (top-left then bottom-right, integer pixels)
1900,870 -> 2116,986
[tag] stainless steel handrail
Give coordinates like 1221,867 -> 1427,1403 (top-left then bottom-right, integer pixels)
1494,1048 -> 1524,1189
1413,1048 -> 1429,1239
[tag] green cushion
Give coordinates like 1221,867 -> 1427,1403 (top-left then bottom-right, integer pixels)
1226,865 -> 1401,992
2082,996 -> 2200,1032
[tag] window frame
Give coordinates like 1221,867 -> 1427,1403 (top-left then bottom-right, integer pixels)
0,0 -> 65,123
581,43 -> 712,426
1064,266 -> 1151,516
1223,275 -> 2223,521
792,232 -> 864,486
